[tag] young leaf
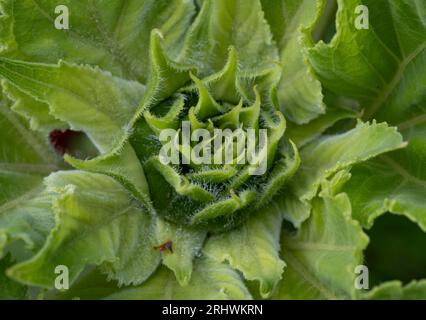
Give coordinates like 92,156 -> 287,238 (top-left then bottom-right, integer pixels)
0,58 -> 145,153
309,0 -> 426,233
308,0 -> 426,120
204,202 -> 285,298
2,81 -> 66,132
285,121 -> 405,226
363,280 -> 426,300
0,191 -> 55,258
273,193 -> 369,299
155,218 -> 206,286
180,0 -> 279,76
8,171 -> 160,288
105,258 -> 252,300
262,0 -> 326,124
0,0 -> 195,83
344,157 -> 426,231
0,59 -> 152,205
0,100 -> 57,255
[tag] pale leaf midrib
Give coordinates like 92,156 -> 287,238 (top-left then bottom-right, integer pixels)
365,40 -> 426,119
379,155 -> 426,188
398,114 -> 426,131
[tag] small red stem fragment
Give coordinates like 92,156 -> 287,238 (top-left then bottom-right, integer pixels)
153,240 -> 173,253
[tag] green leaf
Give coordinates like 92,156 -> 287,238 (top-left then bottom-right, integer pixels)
0,0 -> 194,131
204,202 -> 285,298
45,268 -> 123,300
136,29 -> 196,115
363,280 -> 426,300
0,191 -> 55,258
0,98 -> 58,176
1,0 -> 423,301
0,58 -> 145,153
0,0 -> 195,83
0,58 -> 152,204
309,0 -> 426,233
273,193 -> 369,299
64,142 -> 151,208
308,0 -> 426,121
155,218 -> 206,286
285,121 -> 405,226
262,0 -> 326,124
180,0 -> 279,76
0,99 -> 57,255
105,257 -> 252,300
2,81 -> 66,132
286,107 -> 357,147
8,171 -> 160,288
344,157 -> 426,231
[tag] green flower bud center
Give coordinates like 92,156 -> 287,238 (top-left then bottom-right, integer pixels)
130,36 -> 294,233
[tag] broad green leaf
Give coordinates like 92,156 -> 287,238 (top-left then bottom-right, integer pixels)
0,191 -> 55,258
0,0 -> 423,301
0,58 -> 151,202
155,218 -> 206,286
363,280 -> 426,300
344,157 -> 426,231
0,0 -> 195,135
285,121 -> 405,226
309,0 -> 426,232
0,99 -> 57,255
204,202 -> 285,298
273,193 -> 369,299
0,0 -> 195,83
308,0 -> 426,120
179,0 -> 279,76
0,58 -> 145,153
105,258 -> 252,300
8,171 -> 160,288
292,121 -> 404,201
0,254 -> 27,299
262,0 -> 326,124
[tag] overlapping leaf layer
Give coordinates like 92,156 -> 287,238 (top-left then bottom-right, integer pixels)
0,0 -> 424,300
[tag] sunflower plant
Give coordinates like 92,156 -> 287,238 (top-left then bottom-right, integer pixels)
0,0 -> 425,300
